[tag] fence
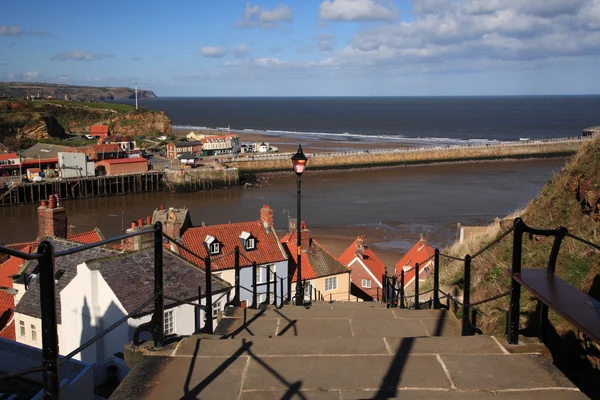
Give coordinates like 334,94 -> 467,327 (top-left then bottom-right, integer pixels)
381,218 -> 600,342
0,222 -> 298,399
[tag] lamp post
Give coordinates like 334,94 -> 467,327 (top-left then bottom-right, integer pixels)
291,144 -> 308,306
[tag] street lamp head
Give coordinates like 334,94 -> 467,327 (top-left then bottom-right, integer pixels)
291,144 -> 308,176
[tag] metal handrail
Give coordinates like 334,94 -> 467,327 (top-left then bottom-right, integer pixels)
0,245 -> 42,260
469,291 -> 510,307
55,228 -> 154,256
470,227 -> 514,259
566,232 -> 600,251
438,253 -> 464,262
209,249 -> 237,263
164,295 -> 208,311
0,365 -> 50,381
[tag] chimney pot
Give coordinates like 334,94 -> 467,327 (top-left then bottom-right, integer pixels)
138,218 -> 143,227
146,216 -> 152,225
131,221 -> 137,229
48,195 -> 56,209
40,200 -> 47,207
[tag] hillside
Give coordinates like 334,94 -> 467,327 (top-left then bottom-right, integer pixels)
0,82 -> 157,101
0,100 -> 171,149
435,134 -> 600,394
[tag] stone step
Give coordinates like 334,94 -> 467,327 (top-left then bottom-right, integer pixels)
174,335 -> 508,357
225,304 -> 446,319
217,307 -> 460,338
111,351 -> 585,400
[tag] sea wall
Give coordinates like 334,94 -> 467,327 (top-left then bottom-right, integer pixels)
166,168 -> 239,192
223,137 -> 587,173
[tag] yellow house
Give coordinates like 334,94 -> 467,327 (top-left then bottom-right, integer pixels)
281,222 -> 351,302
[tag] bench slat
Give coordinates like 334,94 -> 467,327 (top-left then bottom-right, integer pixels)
514,269 -> 600,344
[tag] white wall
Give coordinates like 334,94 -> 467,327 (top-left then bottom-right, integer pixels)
58,152 -> 93,178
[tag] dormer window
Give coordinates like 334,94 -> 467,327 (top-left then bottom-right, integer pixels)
239,231 -> 257,251
204,235 -> 221,255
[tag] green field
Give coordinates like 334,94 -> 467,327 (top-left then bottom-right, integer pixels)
39,100 -> 137,113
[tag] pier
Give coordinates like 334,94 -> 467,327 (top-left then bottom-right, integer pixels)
0,171 -> 164,207
223,137 -> 589,172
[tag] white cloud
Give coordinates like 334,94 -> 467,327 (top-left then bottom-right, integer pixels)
233,44 -> 252,58
315,34 -> 336,51
51,50 -> 113,61
4,70 -> 40,81
57,75 -> 70,82
224,61 -> 240,67
200,46 -> 227,58
238,3 -> 293,29
319,0 -> 396,21
0,25 -> 22,36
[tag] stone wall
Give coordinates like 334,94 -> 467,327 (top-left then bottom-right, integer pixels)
166,168 -> 239,192
223,138 -> 586,173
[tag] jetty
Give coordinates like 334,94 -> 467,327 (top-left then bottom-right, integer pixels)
223,136 -> 588,172
0,171 -> 163,207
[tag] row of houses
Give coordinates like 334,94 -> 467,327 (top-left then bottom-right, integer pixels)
166,133 -> 240,160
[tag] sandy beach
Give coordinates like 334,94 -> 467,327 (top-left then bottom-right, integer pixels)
173,128 -> 409,153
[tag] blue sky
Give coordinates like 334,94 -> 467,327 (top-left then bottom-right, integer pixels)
1,0 -> 600,96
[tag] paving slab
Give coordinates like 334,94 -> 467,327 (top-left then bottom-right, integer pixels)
442,353 -> 578,391
350,318 -> 428,337
243,355 -> 448,392
339,389 -> 589,399
215,317 -> 280,337
419,316 -> 461,336
384,335 -> 505,355
276,318 -> 353,337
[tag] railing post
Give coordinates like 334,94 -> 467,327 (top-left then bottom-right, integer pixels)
382,273 -> 387,304
461,255 -> 472,336
309,284 -> 313,303
280,277 -> 284,307
251,262 -> 258,309
433,249 -> 440,309
377,287 -> 380,302
414,263 -> 420,310
203,256 -> 213,333
195,286 -> 202,332
153,222 -> 165,347
508,218 -> 524,345
234,246 -> 240,307
330,293 -> 332,303
400,271 -> 405,309
392,275 -> 397,307
38,240 -> 60,399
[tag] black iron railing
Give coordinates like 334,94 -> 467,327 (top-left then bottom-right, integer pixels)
0,221 -> 296,399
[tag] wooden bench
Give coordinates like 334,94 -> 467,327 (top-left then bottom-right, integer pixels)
513,269 -> 600,344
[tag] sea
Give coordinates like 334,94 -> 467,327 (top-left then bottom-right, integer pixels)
120,96 -> 600,146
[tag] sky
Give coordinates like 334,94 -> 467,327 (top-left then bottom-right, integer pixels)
1,0 -> 600,96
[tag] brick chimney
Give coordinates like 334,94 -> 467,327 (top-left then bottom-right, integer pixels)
260,204 -> 273,227
300,221 -> 311,251
355,236 -> 364,259
38,195 -> 67,238
122,219 -> 154,251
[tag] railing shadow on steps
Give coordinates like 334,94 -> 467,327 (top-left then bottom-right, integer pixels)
381,218 -> 600,344
0,222 -> 302,399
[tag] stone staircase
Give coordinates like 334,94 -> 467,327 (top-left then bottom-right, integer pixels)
111,302 -> 588,399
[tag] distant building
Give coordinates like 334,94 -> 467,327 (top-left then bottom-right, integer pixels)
86,144 -> 126,161
394,236 -> 435,289
166,141 -> 202,160
176,205 -> 289,307
58,152 -> 95,179
281,221 -> 352,302
90,125 -> 110,140
582,126 -> 600,137
94,158 -> 148,176
26,168 -> 42,180
0,152 -> 20,169
201,134 -> 240,156
103,135 -> 136,152
339,236 -> 385,301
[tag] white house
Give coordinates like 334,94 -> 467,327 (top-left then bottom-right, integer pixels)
13,238 -> 232,365
176,205 -> 289,306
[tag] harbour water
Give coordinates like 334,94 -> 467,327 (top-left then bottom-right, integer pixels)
2,158 -> 565,252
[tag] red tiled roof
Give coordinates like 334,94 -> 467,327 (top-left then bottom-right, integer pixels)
0,254 -> 26,287
95,158 -> 148,165
27,168 -> 41,173
0,252 -> 24,341
89,144 -> 121,153
282,230 -> 350,283
90,125 -> 110,135
395,239 -> 435,285
4,242 -> 37,252
0,153 -> 18,161
0,313 -> 15,341
339,237 -> 385,282
179,221 -> 287,271
68,229 -> 103,244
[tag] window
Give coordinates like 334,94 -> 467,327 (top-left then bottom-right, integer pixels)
256,268 -> 262,284
164,310 -> 175,335
247,238 -> 255,250
213,302 -> 221,317
31,324 -> 37,342
325,276 -> 337,291
361,279 -> 372,288
19,320 -> 25,337
210,242 -> 220,255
